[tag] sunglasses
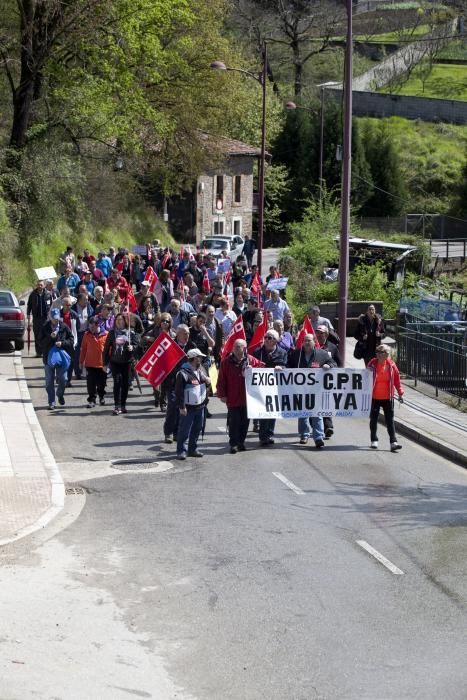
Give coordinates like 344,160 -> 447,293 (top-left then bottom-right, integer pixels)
265,335 -> 276,340
161,319 -> 170,323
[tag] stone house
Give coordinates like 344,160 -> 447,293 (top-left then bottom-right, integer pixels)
166,134 -> 262,245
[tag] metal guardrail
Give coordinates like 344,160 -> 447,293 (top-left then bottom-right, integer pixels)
430,239 -> 467,259
396,322 -> 467,399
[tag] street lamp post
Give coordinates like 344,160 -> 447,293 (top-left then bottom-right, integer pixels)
210,45 -> 267,276
338,0 -> 353,366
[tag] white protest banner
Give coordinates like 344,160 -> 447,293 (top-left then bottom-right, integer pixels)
266,277 -> 288,291
217,258 -> 231,274
245,367 -> 373,419
34,266 -> 57,280
132,244 -> 148,255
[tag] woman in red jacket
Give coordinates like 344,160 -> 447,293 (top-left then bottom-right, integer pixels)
368,344 -> 404,452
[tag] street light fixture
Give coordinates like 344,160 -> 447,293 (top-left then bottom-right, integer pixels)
210,46 -> 268,276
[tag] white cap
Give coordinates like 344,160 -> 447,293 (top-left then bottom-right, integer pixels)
186,348 -> 206,359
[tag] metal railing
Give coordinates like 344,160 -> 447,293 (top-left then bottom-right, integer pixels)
396,322 -> 467,399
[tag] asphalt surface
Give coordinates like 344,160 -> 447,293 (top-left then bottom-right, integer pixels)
1,351 -> 465,699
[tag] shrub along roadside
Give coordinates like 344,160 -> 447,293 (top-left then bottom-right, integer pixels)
0,197 -> 175,295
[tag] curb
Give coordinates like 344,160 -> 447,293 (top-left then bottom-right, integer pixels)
0,352 -> 65,547
393,416 -> 467,470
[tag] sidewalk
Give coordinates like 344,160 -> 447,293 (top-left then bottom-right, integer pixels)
0,352 -> 64,546
0,342 -> 466,546
345,337 -> 467,469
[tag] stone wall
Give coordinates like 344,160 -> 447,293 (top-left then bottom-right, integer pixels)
328,88 -> 467,124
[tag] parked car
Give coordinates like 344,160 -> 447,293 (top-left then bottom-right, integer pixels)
0,289 -> 25,350
201,236 -> 244,261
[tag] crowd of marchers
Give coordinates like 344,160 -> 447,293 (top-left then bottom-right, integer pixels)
26,241 -> 403,460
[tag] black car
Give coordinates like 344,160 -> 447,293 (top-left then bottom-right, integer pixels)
0,289 -> 25,350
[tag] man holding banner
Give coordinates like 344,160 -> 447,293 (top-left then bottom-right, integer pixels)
217,338 -> 263,454
287,333 -> 335,448
252,329 -> 287,447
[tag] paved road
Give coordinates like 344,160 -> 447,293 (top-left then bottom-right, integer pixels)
1,353 -> 466,699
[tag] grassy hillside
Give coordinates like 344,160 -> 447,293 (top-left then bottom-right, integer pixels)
358,116 -> 467,213
387,63 -> 467,100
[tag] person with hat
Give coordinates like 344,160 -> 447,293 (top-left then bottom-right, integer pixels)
81,270 -> 96,296
40,308 -> 74,409
174,348 -> 211,460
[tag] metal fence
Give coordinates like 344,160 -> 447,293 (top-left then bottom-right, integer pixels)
396,320 -> 467,399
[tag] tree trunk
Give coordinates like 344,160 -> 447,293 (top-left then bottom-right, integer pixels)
292,41 -> 302,97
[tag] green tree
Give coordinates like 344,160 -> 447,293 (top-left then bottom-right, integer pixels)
360,121 -> 406,217
264,163 -> 290,245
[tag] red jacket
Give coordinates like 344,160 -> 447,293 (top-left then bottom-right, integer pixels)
368,357 -> 403,399
217,353 -> 263,407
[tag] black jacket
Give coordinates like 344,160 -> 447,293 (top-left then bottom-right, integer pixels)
252,344 -> 288,368
287,347 -> 336,369
27,289 -> 52,320
40,321 -> 74,365
321,340 -> 342,367
103,329 -> 138,365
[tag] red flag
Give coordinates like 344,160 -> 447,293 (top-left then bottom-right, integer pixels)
202,270 -> 210,293
248,314 -> 269,351
127,287 -> 137,313
250,272 -> 261,296
179,245 -> 184,258
296,316 -> 320,349
135,332 -> 186,388
177,277 -> 186,301
161,251 -> 170,268
274,270 -> 280,279
221,318 -> 246,360
256,287 -> 263,309
144,266 -> 158,293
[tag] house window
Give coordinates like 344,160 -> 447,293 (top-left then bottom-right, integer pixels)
213,219 -> 225,235
233,218 -> 242,237
215,175 -> 224,210
234,175 -> 241,203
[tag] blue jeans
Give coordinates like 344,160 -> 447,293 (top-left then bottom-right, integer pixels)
298,416 -> 324,442
176,407 -> 204,455
45,364 -> 68,405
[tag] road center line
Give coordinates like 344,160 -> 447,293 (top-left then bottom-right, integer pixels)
356,540 -> 404,575
272,472 -> 305,496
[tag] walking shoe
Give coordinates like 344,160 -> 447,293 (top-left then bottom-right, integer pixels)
390,442 -> 402,452
187,450 -> 203,458
176,452 -> 186,461
164,435 -> 173,444
120,407 -> 128,414
230,446 -> 238,454
238,444 -> 247,452
99,398 -> 105,406
314,439 -> 325,449
370,441 -> 378,449
66,381 -> 72,388
299,436 -> 308,445
48,403 -> 55,410
113,407 -> 121,415
260,438 -> 274,447
252,421 -> 259,433
87,401 -> 96,408
325,428 -> 334,439
58,396 -> 65,406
